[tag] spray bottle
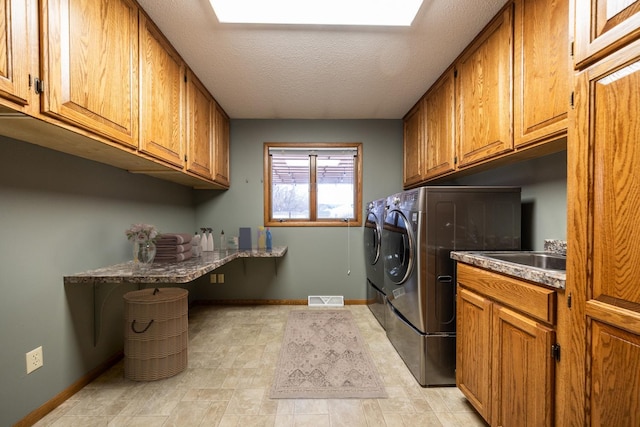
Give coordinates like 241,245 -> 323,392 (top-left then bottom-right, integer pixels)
200,227 -> 208,253
207,228 -> 214,251
266,227 -> 272,251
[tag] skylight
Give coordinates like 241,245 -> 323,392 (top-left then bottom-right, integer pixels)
209,0 -> 424,26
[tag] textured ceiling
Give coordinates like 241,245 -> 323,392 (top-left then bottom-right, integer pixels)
136,0 -> 507,119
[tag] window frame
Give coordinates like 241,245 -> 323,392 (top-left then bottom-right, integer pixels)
263,142 -> 363,227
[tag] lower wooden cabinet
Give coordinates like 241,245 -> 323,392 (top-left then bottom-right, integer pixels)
492,303 -> 555,427
456,263 -> 556,426
457,288 -> 492,421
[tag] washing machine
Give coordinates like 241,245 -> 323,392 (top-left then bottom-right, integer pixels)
382,186 -> 521,386
364,197 -> 386,328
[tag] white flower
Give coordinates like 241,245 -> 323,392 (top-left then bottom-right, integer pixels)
125,223 -> 159,243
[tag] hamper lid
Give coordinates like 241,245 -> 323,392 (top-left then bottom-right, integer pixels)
124,287 -> 188,303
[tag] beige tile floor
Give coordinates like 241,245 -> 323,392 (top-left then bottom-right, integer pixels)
35,305 -> 487,427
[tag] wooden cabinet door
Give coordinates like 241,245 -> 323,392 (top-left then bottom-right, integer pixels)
492,304 -> 555,427
402,100 -> 424,187
214,103 -> 230,187
41,0 -> 139,148
456,287 -> 492,421
456,4 -> 513,168
568,37 -> 640,426
513,0 -> 569,148
0,0 -> 31,107
424,69 -> 455,179
588,319 -> 640,426
185,70 -> 213,179
575,0 -> 640,68
139,13 -> 184,167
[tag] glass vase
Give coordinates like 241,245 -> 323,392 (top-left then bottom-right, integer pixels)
133,241 -> 156,264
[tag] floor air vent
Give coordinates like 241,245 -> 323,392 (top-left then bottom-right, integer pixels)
307,295 -> 344,307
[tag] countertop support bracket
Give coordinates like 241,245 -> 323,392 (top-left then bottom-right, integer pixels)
93,282 -> 127,347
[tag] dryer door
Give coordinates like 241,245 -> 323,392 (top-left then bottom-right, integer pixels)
364,210 -> 381,267
382,209 -> 414,286
383,208 -> 423,331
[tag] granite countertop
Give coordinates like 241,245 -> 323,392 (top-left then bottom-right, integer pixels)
450,240 -> 566,290
64,246 -> 287,284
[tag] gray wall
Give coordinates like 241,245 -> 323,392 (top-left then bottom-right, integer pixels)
0,136 -> 196,426
190,119 -> 404,302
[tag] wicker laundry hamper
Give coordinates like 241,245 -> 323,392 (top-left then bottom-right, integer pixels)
123,287 -> 188,381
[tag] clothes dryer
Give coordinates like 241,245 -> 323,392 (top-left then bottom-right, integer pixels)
382,186 -> 521,386
364,198 -> 386,328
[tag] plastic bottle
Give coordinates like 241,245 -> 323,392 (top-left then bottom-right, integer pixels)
207,228 -> 214,251
192,231 -> 201,257
265,227 -> 272,251
200,228 -> 208,253
257,226 -> 266,250
220,230 -> 226,251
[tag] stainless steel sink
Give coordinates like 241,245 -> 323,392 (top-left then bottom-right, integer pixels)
480,252 -> 566,271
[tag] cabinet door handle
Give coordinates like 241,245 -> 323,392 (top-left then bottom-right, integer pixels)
437,275 -> 453,283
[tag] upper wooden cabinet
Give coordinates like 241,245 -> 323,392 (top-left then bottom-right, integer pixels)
513,0 -> 570,148
0,0 -> 31,108
402,100 -> 424,187
40,0 -> 139,148
456,4 -> 513,168
567,36 -> 640,426
423,69 -> 455,179
139,12 -> 185,167
0,0 -> 230,189
185,69 -> 214,179
575,0 -> 640,68
214,103 -> 230,187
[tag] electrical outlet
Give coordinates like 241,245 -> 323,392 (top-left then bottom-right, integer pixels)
26,346 -> 43,374
210,274 -> 217,284
218,274 -> 225,284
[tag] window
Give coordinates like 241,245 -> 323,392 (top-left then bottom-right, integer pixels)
264,143 -> 362,227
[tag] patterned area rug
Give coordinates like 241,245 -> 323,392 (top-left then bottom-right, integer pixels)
270,309 -> 387,399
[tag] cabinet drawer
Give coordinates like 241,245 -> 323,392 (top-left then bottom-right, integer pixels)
457,263 -> 556,325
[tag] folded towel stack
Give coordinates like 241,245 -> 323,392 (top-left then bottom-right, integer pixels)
154,233 -> 194,262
